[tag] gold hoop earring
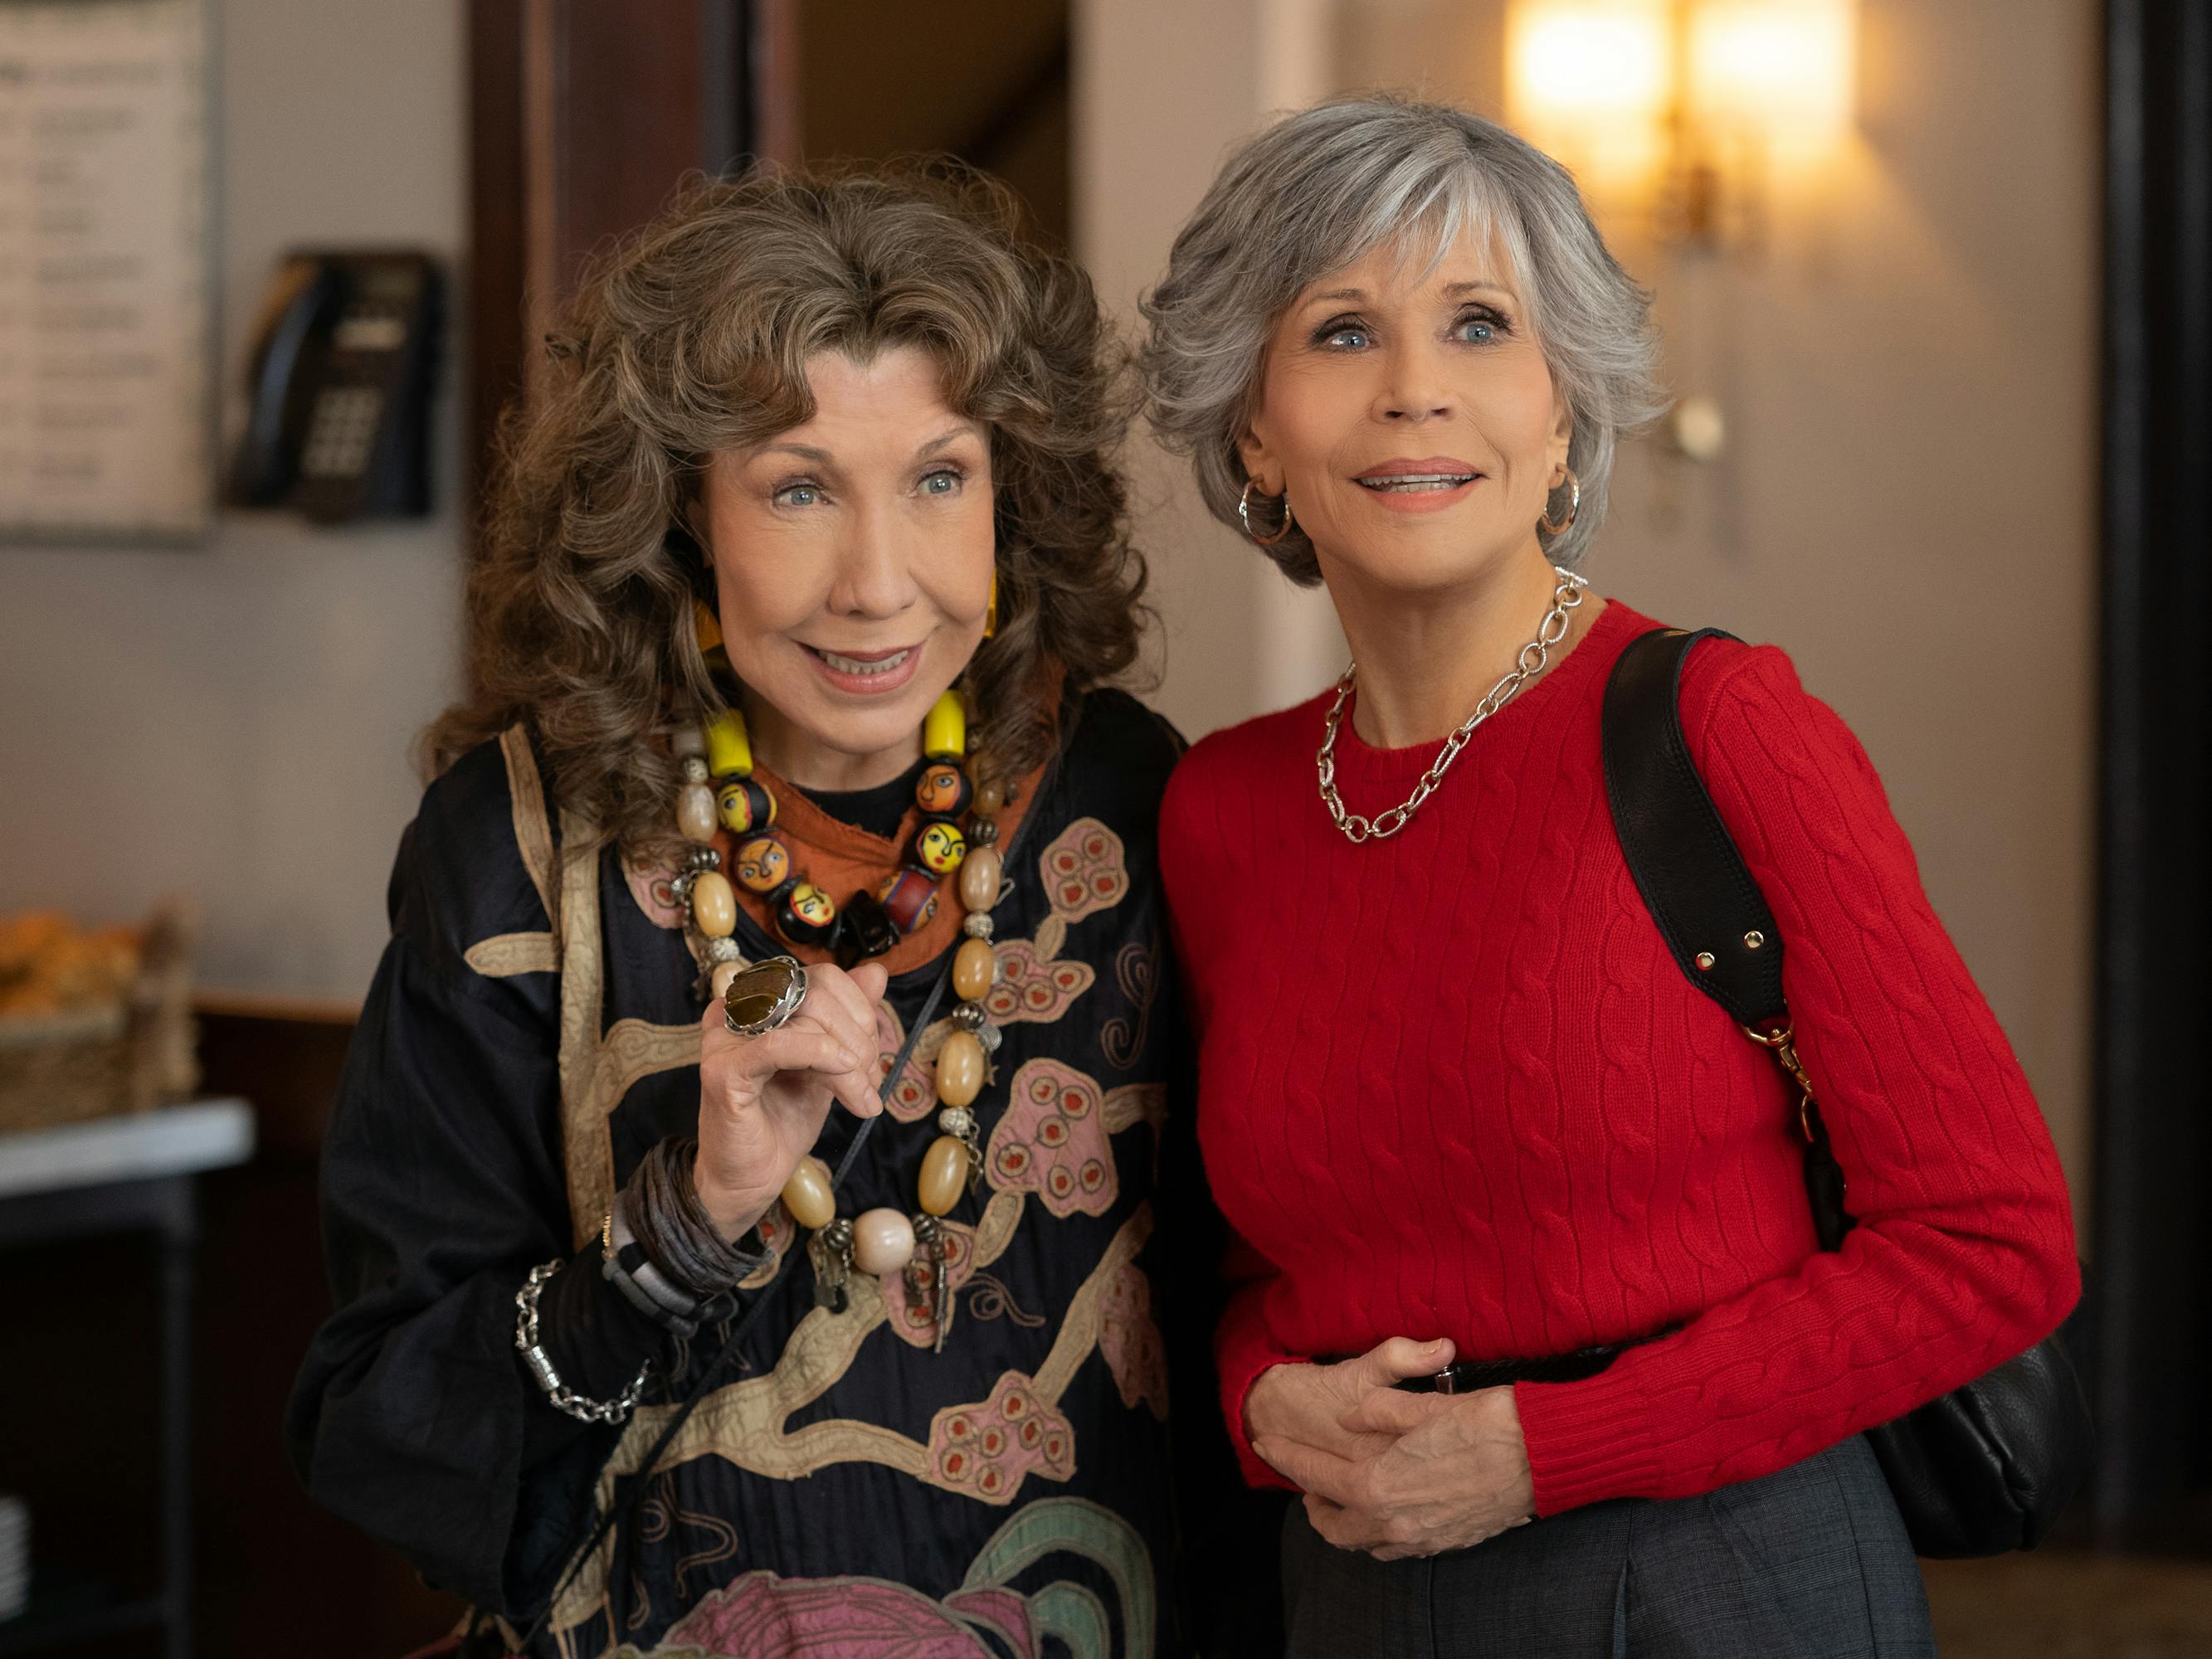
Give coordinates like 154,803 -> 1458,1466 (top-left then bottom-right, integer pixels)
1238,480 -> 1295,546
983,572 -> 999,640
1538,467 -> 1580,538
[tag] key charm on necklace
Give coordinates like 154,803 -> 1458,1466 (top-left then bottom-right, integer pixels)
810,1217 -> 855,1315
909,1214 -> 954,1352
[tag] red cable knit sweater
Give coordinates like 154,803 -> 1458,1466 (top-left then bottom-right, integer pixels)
1159,600 -> 2079,1514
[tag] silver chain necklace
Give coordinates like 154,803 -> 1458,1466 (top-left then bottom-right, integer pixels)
1316,565 -> 1588,844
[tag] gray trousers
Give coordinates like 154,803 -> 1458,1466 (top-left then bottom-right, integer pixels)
1282,1435 -> 1935,1659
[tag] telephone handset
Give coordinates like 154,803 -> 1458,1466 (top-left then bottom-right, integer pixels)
230,251 -> 443,523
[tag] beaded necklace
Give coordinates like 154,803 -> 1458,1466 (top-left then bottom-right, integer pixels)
665,614 -> 1014,1348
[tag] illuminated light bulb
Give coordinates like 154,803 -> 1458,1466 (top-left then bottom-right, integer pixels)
1506,0 -> 1674,192
1688,0 -> 1855,169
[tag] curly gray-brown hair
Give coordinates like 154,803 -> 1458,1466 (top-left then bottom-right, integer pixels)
427,163 -> 1147,856
1138,94 -> 1666,582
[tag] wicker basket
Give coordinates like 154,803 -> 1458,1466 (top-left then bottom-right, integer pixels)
0,903 -> 199,1135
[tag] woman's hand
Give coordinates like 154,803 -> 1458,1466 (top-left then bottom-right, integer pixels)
1256,1383 -> 1537,1561
692,960 -> 889,1240
1245,1337 -> 1459,1467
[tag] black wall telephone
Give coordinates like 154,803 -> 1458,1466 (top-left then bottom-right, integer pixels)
230,251 -> 444,523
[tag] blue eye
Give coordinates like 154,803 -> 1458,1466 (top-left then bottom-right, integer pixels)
1454,309 -> 1508,344
920,469 -> 962,495
1323,327 -> 1371,351
775,482 -> 821,507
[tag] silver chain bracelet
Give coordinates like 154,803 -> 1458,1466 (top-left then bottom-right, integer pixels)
514,1259 -> 652,1423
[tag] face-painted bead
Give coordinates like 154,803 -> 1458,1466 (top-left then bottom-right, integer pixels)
733,834 -> 792,894
779,881 -> 837,945
704,708 -> 753,779
879,868 -> 939,934
716,775 -> 777,835
914,762 -> 972,817
910,820 -> 967,876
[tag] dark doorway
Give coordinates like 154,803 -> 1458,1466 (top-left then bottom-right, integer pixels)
2092,0 -> 2212,1552
793,0 -> 1070,249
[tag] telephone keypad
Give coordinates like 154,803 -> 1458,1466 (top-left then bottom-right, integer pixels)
301,385 -> 384,480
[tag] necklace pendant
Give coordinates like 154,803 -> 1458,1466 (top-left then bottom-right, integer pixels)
835,888 -> 900,967
810,1218 -> 855,1314
905,1214 -> 955,1351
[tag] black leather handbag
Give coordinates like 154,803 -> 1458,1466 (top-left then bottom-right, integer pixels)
1601,625 -> 2094,1558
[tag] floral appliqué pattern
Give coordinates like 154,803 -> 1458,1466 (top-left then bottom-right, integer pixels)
928,1370 -> 1074,1504
988,1059 -> 1115,1217
642,1496 -> 1157,1659
1098,1263 -> 1168,1421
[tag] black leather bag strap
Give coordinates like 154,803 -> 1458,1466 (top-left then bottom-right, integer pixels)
1602,625 -> 1854,1251
1601,627 -> 1789,1031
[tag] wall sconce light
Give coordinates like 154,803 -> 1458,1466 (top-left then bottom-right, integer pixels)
1508,0 -> 1855,248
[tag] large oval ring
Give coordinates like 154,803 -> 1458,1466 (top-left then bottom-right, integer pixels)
722,954 -> 809,1037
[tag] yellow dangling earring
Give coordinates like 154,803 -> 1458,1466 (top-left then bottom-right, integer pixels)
693,599 -> 734,678
983,572 -> 999,640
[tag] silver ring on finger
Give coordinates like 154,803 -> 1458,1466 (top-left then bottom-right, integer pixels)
722,955 -> 809,1037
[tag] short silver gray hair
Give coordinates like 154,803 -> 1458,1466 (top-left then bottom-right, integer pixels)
1138,94 -> 1666,583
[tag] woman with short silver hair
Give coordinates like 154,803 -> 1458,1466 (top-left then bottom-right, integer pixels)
1148,95 -> 2076,1656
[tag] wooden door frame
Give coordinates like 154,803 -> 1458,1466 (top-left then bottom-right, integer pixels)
465,0 -> 797,516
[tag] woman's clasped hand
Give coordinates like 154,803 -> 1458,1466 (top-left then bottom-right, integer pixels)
1248,1338 -> 1538,1562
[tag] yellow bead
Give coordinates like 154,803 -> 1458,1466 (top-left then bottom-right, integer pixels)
953,937 -> 996,1002
704,708 -> 753,779
677,781 -> 719,844
690,870 -> 737,937
782,1155 -> 836,1230
935,1028 -> 986,1107
957,845 -> 1002,915
923,689 -> 967,761
918,1135 -> 971,1217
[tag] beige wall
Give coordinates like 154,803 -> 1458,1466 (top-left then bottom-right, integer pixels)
1071,0 -> 1350,730
1076,0 -> 2100,1239
0,0 -> 465,1003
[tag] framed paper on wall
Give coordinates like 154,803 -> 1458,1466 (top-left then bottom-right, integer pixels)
0,0 -> 216,544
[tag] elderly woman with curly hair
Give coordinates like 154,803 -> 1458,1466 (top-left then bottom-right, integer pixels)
287,168 -> 1192,1657
1144,97 -> 2079,1657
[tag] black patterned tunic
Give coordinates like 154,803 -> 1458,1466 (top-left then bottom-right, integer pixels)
286,689 -> 1199,1657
